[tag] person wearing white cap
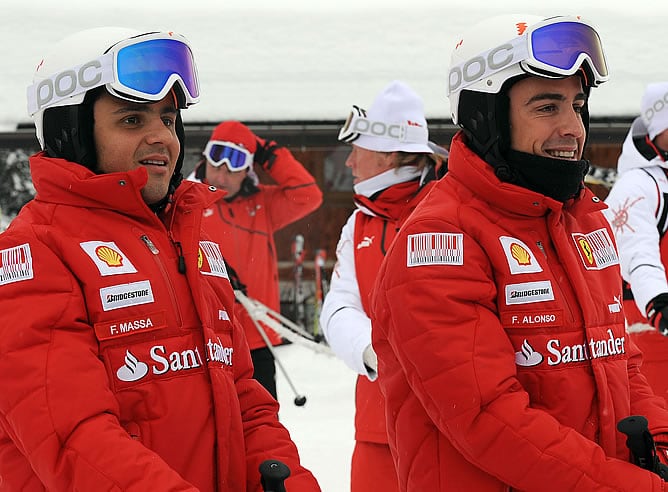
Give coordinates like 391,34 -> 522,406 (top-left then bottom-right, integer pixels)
604,81 -> 668,401
319,80 -> 443,492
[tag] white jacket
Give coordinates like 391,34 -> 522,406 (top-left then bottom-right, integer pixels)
604,116 -> 668,314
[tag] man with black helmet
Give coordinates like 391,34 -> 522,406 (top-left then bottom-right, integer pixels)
370,14 -> 668,491
0,27 -> 320,491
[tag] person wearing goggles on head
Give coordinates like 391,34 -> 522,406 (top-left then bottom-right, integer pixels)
605,82 -> 668,404
370,14 -> 668,491
319,80 -> 445,492
0,27 -> 320,492
188,121 -> 323,400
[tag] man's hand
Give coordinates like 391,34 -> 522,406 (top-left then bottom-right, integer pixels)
647,293 -> 668,336
254,137 -> 281,171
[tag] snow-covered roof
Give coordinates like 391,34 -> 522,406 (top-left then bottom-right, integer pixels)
2,0 -> 666,132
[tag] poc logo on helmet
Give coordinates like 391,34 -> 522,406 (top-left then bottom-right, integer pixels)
448,42 -> 515,93
644,91 -> 668,122
27,55 -> 113,115
352,118 -> 405,140
35,60 -> 103,110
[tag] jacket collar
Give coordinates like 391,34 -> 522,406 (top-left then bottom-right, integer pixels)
448,132 -> 605,217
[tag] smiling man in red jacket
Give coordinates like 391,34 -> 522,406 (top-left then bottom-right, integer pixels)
371,14 -> 668,491
0,27 -> 319,492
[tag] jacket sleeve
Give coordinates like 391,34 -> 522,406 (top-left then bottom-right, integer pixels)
604,169 -> 668,314
0,236 -> 197,491
372,217 -> 667,491
230,317 -> 320,492
319,211 -> 375,378
625,335 -> 668,435
260,147 -> 323,232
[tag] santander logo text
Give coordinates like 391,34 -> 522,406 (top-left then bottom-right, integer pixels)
115,338 -> 234,383
515,329 -> 625,368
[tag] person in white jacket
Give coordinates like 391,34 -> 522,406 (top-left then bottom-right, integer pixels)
319,80 -> 442,492
604,81 -> 668,401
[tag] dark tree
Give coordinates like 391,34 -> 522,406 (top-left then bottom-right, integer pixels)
0,149 -> 35,227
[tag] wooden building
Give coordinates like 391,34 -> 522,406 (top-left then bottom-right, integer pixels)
0,118 -> 632,320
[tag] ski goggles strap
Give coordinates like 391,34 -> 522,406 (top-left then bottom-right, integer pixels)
27,32 -> 199,116
448,17 -> 608,95
203,140 -> 254,172
338,105 -> 428,144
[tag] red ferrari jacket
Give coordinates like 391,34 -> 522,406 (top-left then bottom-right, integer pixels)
0,153 -> 319,492
193,147 -> 322,349
352,177 -> 436,444
370,133 -> 668,491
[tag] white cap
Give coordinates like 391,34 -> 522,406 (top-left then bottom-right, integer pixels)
349,80 -> 432,153
641,82 -> 668,140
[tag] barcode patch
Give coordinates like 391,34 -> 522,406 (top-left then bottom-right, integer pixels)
407,233 -> 463,267
0,243 -> 34,285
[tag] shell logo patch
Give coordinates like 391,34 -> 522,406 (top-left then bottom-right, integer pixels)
199,241 -> 229,279
571,229 -> 619,270
96,245 -> 123,267
511,243 -> 531,265
499,236 -> 542,274
80,241 -> 137,276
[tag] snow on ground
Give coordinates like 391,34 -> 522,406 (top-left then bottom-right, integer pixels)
274,342 -> 356,491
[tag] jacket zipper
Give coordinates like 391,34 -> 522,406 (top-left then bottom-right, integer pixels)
140,234 -> 183,327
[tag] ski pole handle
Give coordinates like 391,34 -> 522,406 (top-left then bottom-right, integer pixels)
260,459 -> 291,492
618,415 -> 668,481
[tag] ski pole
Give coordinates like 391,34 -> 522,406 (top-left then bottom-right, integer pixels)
618,415 -> 668,481
260,459 -> 291,492
235,290 -> 334,356
312,249 -> 327,342
242,297 -> 307,406
292,234 -> 306,328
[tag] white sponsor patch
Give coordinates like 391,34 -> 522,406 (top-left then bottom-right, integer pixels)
499,236 -> 542,274
199,241 -> 229,278
0,243 -> 33,286
80,241 -> 137,276
100,280 -> 154,312
571,229 -> 619,270
407,233 -> 463,267
505,280 -> 554,305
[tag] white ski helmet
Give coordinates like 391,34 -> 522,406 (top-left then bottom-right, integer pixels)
27,27 -> 199,174
445,14 -> 609,168
447,14 -> 608,125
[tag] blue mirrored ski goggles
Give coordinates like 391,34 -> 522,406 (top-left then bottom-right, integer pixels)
525,18 -> 608,83
28,32 -> 199,115
203,141 -> 253,172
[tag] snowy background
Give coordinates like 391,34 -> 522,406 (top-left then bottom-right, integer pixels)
2,0 -> 668,133
2,1 -> 668,489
